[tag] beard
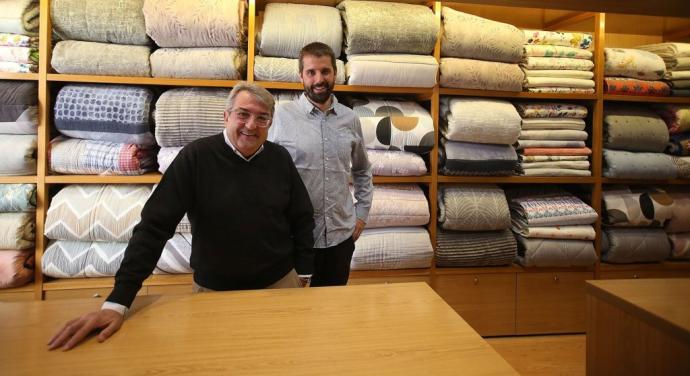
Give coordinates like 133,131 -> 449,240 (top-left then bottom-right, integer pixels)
304,80 -> 334,104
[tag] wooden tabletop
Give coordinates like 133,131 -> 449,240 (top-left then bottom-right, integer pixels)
586,279 -> 690,343
0,282 -> 517,376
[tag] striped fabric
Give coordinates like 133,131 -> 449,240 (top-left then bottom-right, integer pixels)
509,191 -> 598,229
436,229 -> 516,267
50,137 -> 156,175
154,88 -> 228,147
351,227 -> 433,270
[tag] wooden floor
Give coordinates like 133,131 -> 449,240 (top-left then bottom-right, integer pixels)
486,335 -> 586,376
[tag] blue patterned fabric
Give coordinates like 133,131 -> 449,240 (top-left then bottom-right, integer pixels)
0,184 -> 36,212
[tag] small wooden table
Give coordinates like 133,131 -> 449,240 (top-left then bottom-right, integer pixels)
0,282 -> 517,375
586,278 -> 690,376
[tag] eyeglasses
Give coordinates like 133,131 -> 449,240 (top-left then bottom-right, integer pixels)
229,109 -> 272,128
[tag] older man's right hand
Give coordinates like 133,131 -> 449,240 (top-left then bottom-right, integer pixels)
47,309 -> 124,351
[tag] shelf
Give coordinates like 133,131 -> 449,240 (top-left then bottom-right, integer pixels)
0,283 -> 35,294
43,274 -> 193,291
438,176 -> 595,184
256,80 -> 434,95
47,74 -> 241,88
601,178 -> 690,185
434,264 -> 594,275
349,268 -> 431,279
440,88 -> 597,100
603,94 -> 690,104
0,176 -> 38,184
373,176 -> 432,184
0,72 -> 39,81
45,173 -> 162,184
599,261 -> 690,272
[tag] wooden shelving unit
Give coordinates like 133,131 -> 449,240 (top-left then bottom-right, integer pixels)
2,0 -> 689,336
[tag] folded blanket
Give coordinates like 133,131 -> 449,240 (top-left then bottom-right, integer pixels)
509,192 -> 597,228
0,184 -> 35,212
0,135 -> 36,175
50,137 -> 156,176
516,236 -> 596,267
440,140 -> 517,176
255,56 -> 346,84
157,146 -> 182,174
520,118 -> 586,131
521,160 -> 590,170
522,69 -> 594,79
45,184 -> 152,242
51,41 -> 151,77
366,150 -> 427,177
668,233 -> 690,260
665,71 -> 690,80
522,147 -> 591,156
519,130 -> 588,141
605,48 -> 666,80
352,98 -> 434,153
654,104 -> 690,134
438,185 -> 510,231
515,102 -> 588,119
0,212 -> 34,249
0,80 -> 37,134
0,32 -> 36,47
155,87 -> 228,147
441,97 -> 521,144
668,133 -> 690,156
0,0 -> 39,36
603,149 -> 677,179
602,228 -> 670,263
338,0 -> 438,55
440,58 -> 523,91
673,89 -> 690,96
521,155 -> 589,162
516,140 -> 586,149
151,48 -> 245,79
51,0 -> 148,45
526,87 -> 594,94
259,3 -> 342,58
364,184 -> 429,228
521,168 -> 591,176
143,0 -> 245,48
666,191 -> 690,233
604,77 -> 670,96
604,106 -> 669,152
637,43 -> 690,70
522,44 -> 592,59
441,7 -> 522,63
435,229 -> 516,267
0,46 -> 37,64
42,235 -> 193,278
524,77 -> 595,89
521,57 -> 593,71
0,250 -> 34,289
0,61 -> 36,73
55,84 -> 155,145
669,80 -> 690,89
523,30 -> 592,49
515,225 -> 595,240
346,54 -> 438,88
603,187 -> 674,227
351,227 -> 433,270
671,156 -> 690,178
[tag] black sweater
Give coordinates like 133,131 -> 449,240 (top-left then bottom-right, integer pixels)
107,134 -> 315,307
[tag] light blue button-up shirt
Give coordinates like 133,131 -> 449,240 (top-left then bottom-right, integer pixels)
269,93 -> 373,248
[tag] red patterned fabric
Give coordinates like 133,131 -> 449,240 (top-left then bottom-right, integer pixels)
605,77 -> 670,96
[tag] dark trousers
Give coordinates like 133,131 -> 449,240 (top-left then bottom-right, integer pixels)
310,236 -> 355,287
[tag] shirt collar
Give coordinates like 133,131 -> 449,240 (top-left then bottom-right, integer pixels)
298,92 -> 339,116
223,129 -> 264,162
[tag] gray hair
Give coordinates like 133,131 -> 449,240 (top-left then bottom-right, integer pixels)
225,82 -> 276,115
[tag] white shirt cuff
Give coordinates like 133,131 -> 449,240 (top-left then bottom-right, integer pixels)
102,301 -> 128,316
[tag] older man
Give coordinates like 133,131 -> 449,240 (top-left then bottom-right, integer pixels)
48,82 -> 315,351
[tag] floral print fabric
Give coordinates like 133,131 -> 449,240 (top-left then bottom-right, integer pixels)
515,102 -> 588,118
523,30 -> 593,49
605,48 -> 666,80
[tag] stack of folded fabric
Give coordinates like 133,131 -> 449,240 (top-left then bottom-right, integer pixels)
440,8 -> 523,91
664,189 -> 690,260
42,185 -> 192,278
604,48 -> 669,96
51,84 -> 157,175
142,0 -> 246,79
0,0 -> 39,73
655,104 -> 690,164
521,30 -> 594,93
254,3 -> 345,84
508,187 -> 598,267
155,87 -> 228,172
0,81 -> 37,176
436,185 -> 517,267
602,186 -> 672,263
51,0 -> 151,77
351,184 -> 432,270
602,105 -> 676,179
638,43 -> 690,96
0,184 -> 35,288
349,97 -> 430,177
515,102 -> 591,176
439,97 -> 520,176
338,0 -> 438,87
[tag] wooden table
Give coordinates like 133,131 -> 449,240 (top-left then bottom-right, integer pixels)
0,282 -> 517,376
586,279 -> 690,376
